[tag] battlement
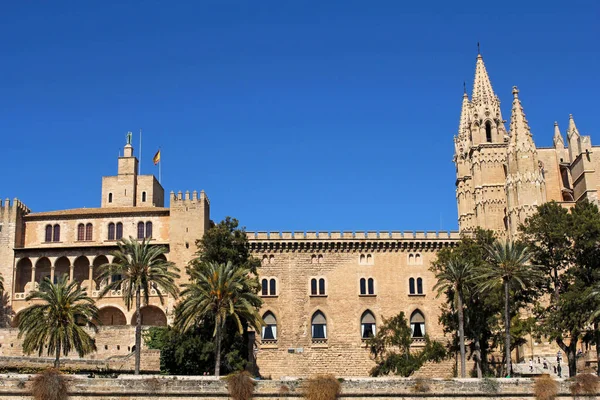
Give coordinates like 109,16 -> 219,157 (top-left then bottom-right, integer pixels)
246,230 -> 461,241
169,190 -> 210,205
0,198 -> 30,217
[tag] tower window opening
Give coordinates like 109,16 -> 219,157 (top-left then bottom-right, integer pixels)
485,121 -> 492,143
108,193 -> 113,203
142,192 -> 147,202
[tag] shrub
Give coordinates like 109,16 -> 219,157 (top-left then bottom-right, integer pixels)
534,374 -> 559,400
31,368 -> 69,400
412,378 -> 430,393
303,374 -> 341,400
226,371 -> 255,400
570,373 -> 599,397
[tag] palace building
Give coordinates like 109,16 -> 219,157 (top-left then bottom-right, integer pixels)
0,52 -> 595,377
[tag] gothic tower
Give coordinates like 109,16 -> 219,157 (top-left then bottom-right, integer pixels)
505,87 -> 546,237
454,52 -> 508,235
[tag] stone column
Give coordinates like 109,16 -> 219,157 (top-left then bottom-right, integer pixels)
88,265 -> 94,291
50,266 -> 55,284
30,257 -> 38,285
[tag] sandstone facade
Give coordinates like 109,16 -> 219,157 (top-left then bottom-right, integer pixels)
0,51 -> 595,377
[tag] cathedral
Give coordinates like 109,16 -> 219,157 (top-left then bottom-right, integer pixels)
0,52 -> 595,377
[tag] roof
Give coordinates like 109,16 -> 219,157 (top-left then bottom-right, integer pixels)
26,207 -> 170,219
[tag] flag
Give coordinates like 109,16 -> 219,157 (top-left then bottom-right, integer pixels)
153,150 -> 161,165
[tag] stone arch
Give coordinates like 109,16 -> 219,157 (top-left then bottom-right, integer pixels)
92,255 -> 109,290
15,258 -> 32,292
34,257 -> 51,283
155,254 -> 167,262
131,305 -> 167,326
73,256 -> 90,284
54,256 -> 70,283
96,306 -> 127,326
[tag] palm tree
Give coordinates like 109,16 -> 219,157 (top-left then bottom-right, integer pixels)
17,275 -> 98,368
98,237 -> 180,374
0,273 -> 4,293
433,257 -> 474,378
479,240 -> 539,377
175,261 -> 263,377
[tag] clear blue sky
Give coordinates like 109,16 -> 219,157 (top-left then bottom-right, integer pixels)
1,1 -> 598,232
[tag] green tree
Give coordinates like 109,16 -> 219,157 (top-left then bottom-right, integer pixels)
433,257 -> 473,377
175,261 -> 262,377
479,240 -> 540,377
367,311 -> 446,377
431,229 -> 500,377
17,275 -> 98,368
98,237 -> 180,375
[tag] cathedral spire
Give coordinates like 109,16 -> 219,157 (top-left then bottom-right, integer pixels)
472,53 -> 496,106
458,90 -> 470,135
508,86 -> 535,151
567,114 -> 580,138
553,121 -> 564,149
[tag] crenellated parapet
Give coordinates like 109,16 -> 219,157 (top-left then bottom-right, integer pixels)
246,230 -> 460,253
0,198 -> 30,219
169,189 -> 209,205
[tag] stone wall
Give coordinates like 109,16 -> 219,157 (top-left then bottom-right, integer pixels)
0,375 -> 586,400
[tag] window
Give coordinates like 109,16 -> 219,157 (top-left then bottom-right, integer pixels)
410,278 -> 423,295
137,222 -> 145,239
116,222 -> 123,240
311,311 -> 327,339
310,277 -> 326,295
77,224 -> 85,241
408,253 -> 423,265
45,225 -> 52,242
85,223 -> 93,241
270,278 -> 276,295
361,311 -> 376,339
52,224 -> 60,242
410,310 -> 425,338
142,191 -> 147,202
262,312 -> 277,341
360,278 -> 375,295
485,121 -> 492,143
311,278 -> 318,295
108,223 -> 115,240
145,221 -> 153,238
108,193 -> 113,203
262,279 -> 268,296
359,253 -> 374,265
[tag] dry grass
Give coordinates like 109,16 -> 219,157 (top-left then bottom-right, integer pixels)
534,374 -> 559,400
31,368 -> 69,400
303,374 -> 341,400
226,371 -> 255,400
570,373 -> 599,397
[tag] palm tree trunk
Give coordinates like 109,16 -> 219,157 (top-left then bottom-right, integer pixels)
135,289 -> 141,375
595,322 -> 600,377
474,336 -> 483,378
457,292 -> 466,378
214,323 -> 222,378
54,342 -> 61,369
504,281 -> 511,377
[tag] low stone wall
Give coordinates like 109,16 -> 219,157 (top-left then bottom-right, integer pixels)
0,374 -> 588,400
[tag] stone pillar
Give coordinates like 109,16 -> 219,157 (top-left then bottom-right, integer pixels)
88,265 -> 94,291
30,257 -> 38,284
50,266 -> 55,284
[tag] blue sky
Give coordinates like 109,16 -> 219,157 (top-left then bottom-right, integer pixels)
1,1 -> 598,232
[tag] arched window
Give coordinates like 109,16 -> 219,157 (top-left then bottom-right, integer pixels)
311,278 -> 317,295
366,254 -> 372,264
368,278 -> 374,295
318,278 -> 326,295
415,253 -> 421,264
408,254 -> 414,265
142,192 -> 147,202
311,311 -> 327,339
85,223 -> 93,241
145,222 -> 153,238
108,193 -> 113,203
261,279 -> 268,296
108,223 -> 115,240
360,278 -> 366,295
269,278 -> 276,296
53,224 -> 60,242
311,255 -> 317,264
410,310 -> 425,338
77,224 -> 85,241
361,311 -> 376,339
45,225 -> 52,242
262,312 -> 277,340
116,222 -> 123,240
417,278 -> 423,294
409,277 -> 415,294
359,254 -> 365,264
137,222 -> 145,239
485,121 -> 492,143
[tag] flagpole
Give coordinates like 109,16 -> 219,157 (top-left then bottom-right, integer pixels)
159,147 -> 162,184
139,128 -> 142,174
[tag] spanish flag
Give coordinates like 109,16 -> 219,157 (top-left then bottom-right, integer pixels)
153,150 -> 161,165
